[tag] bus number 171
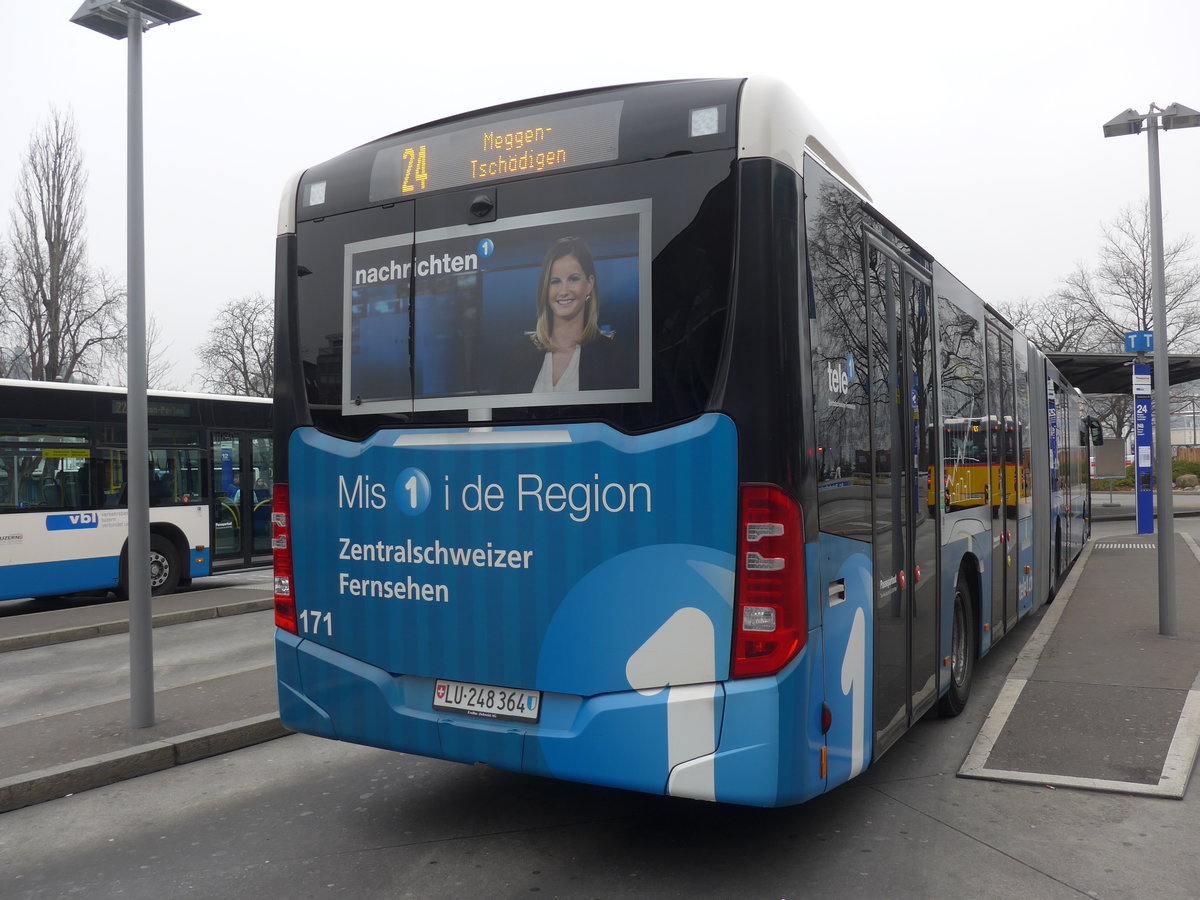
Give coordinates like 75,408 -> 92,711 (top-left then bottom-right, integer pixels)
298,609 -> 333,637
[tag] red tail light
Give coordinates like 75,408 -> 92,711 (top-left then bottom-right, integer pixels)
272,483 -> 297,634
732,484 -> 806,678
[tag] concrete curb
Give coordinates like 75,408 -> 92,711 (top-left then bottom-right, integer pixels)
1091,507 -> 1200,523
0,597 -> 274,653
0,713 -> 291,814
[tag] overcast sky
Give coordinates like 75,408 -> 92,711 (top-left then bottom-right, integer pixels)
4,0 -> 1199,386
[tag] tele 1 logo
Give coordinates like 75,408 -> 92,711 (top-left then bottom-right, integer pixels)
827,354 -> 855,395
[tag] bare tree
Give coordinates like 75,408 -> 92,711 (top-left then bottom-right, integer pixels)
0,109 -> 125,383
994,294 -> 1110,353
99,313 -> 180,389
1088,393 -> 1134,455
0,243 -> 18,377
1002,203 -> 1200,448
196,293 -> 274,396
1055,201 -> 1200,352
1174,385 -> 1200,448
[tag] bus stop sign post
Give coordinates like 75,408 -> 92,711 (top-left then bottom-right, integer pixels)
1132,361 -> 1153,535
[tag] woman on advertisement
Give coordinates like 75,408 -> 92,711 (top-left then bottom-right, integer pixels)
500,236 -> 631,393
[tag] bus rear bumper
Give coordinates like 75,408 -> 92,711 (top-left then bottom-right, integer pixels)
275,630 -> 827,807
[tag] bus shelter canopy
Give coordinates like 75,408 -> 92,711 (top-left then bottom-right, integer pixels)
1046,352 -> 1200,395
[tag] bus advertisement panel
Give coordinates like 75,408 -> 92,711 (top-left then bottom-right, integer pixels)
344,202 -> 651,414
285,415 -> 739,796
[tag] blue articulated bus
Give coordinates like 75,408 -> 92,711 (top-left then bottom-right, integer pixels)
271,78 -> 1094,806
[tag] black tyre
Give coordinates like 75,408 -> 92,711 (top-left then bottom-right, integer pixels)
148,534 -> 181,596
1047,524 -> 1063,603
118,533 -> 181,599
938,575 -> 976,718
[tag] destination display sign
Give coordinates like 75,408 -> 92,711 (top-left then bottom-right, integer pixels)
368,101 -> 622,200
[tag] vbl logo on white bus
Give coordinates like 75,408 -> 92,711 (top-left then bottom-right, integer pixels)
47,512 -> 100,530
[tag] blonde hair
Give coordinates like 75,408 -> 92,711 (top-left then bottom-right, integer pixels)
532,236 -> 601,351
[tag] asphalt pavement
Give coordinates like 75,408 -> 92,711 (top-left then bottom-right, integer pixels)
1,494 -> 1198,815
0,568 -> 286,813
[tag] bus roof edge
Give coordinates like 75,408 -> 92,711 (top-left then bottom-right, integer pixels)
738,77 -> 872,203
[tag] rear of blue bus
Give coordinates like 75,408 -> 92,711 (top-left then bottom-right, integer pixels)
273,78 -> 833,806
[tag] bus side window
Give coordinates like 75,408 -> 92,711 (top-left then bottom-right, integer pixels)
148,469 -> 167,506
75,462 -> 91,508
21,473 -> 41,507
42,476 -> 62,508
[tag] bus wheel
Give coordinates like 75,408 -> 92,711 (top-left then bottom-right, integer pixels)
938,576 -> 976,717
148,535 -> 181,596
118,534 -> 181,599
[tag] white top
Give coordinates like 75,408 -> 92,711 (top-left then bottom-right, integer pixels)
532,347 -> 580,392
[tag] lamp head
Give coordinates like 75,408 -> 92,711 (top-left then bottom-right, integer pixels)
1102,108 -> 1145,138
1161,103 -> 1200,131
71,0 -> 199,38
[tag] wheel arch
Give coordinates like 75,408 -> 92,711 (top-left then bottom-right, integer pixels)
955,552 -> 983,659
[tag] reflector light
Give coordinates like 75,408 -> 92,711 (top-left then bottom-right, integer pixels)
742,606 -> 777,632
746,522 -> 784,542
732,484 -> 807,678
745,551 -> 785,571
272,483 -> 298,634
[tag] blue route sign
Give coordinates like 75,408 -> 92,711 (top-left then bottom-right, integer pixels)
1133,362 -> 1154,535
1125,330 -> 1154,353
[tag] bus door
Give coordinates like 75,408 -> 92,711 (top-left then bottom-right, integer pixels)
210,430 -> 273,568
866,231 -> 939,754
985,319 -> 1018,635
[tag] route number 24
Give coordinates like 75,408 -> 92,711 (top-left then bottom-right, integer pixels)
401,145 -> 429,193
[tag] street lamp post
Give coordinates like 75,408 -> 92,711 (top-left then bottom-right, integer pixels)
70,0 -> 200,728
1103,101 -> 1200,637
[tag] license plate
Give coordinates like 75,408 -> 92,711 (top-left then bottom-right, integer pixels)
432,679 -> 542,723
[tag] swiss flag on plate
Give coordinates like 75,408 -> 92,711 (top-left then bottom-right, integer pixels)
436,684 -> 446,699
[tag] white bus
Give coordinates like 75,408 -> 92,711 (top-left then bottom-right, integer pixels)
0,379 -> 272,601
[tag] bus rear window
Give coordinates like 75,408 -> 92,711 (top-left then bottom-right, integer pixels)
294,152 -> 736,436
